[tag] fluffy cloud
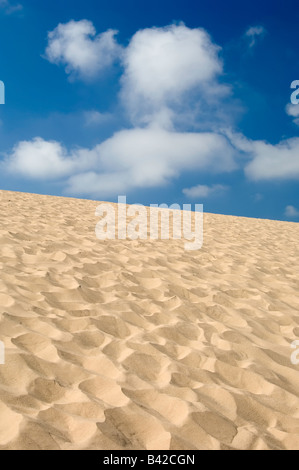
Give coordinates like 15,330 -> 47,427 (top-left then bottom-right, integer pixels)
182,184 -> 228,199
4,129 -> 236,197
285,205 -> 299,218
45,20 -> 121,79
245,26 -> 266,48
245,138 -> 299,181
45,21 -> 230,128
225,131 -> 299,181
121,24 -> 224,124
4,137 -> 96,179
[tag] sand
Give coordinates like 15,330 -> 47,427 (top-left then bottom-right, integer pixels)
0,189 -> 299,450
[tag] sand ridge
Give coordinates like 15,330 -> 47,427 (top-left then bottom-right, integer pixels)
0,190 -> 299,450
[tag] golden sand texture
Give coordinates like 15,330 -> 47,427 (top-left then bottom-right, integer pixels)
0,189 -> 299,450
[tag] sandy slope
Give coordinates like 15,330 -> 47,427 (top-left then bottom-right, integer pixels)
0,189 -> 299,450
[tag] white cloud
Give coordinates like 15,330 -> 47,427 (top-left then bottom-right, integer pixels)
244,138 -> 299,180
245,26 -> 266,48
225,131 -> 299,181
45,22 -> 232,128
45,20 -> 121,80
285,205 -> 299,218
183,184 -> 228,199
4,137 -> 96,179
66,128 -> 236,197
121,23 -> 224,125
66,171 -> 128,196
4,129 -> 236,197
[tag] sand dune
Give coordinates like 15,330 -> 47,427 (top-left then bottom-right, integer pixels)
0,189 -> 299,450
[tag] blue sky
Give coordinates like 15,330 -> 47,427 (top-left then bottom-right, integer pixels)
0,0 -> 298,221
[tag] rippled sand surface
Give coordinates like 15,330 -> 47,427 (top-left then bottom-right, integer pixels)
0,190 -> 299,450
